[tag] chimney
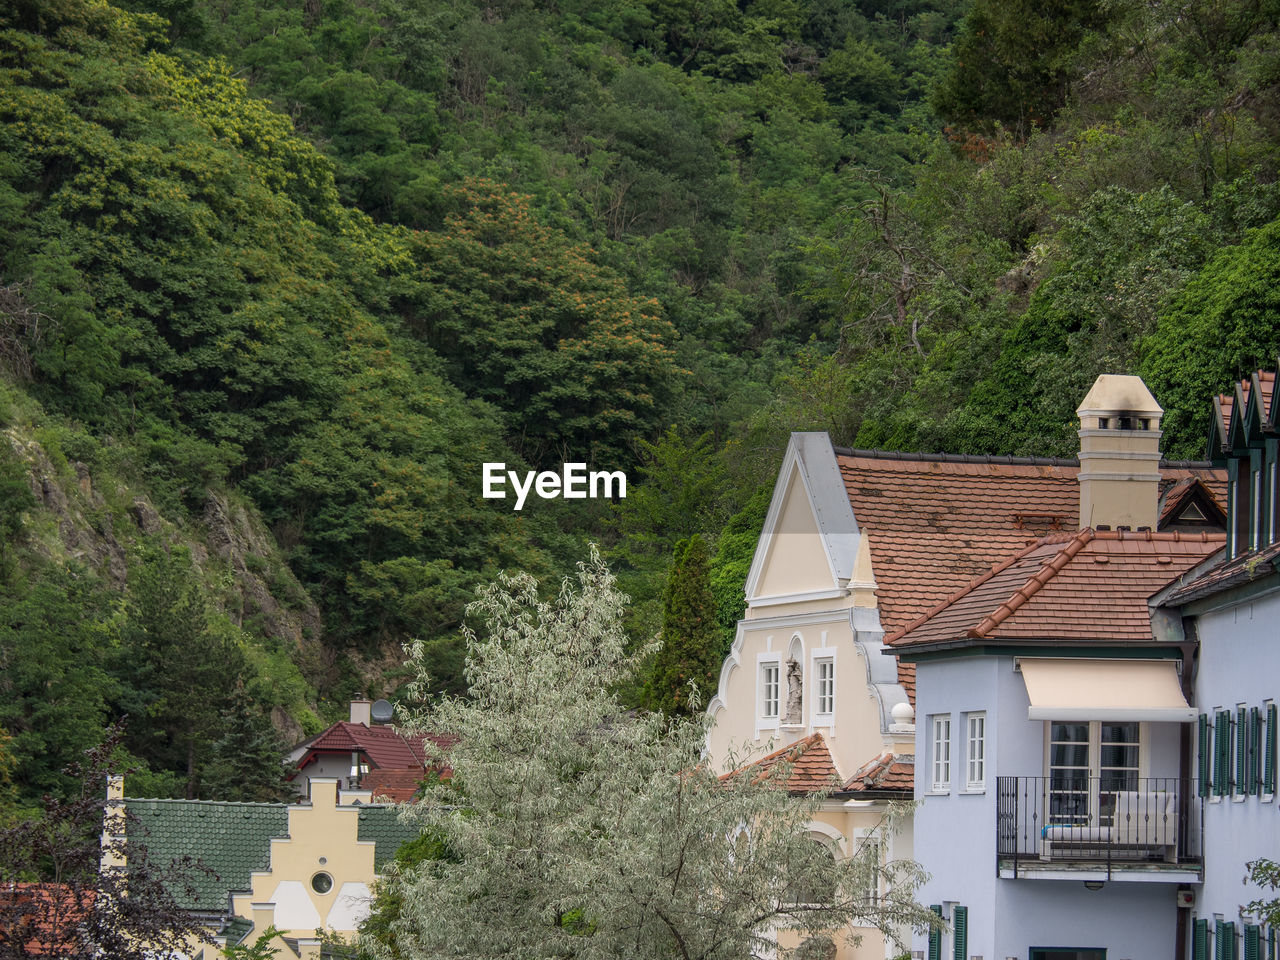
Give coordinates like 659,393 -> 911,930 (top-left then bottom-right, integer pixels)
349,696 -> 372,726
100,774 -> 126,872
1076,375 -> 1164,531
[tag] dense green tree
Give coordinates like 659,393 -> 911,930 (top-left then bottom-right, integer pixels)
1142,216 -> 1280,459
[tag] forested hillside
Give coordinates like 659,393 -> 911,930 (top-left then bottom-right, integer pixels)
1,0 -> 1277,808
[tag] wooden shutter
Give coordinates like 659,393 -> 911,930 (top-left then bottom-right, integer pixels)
1217,710 -> 1231,797
1249,707 -> 1261,795
1194,919 -> 1208,960
1266,703 -> 1277,795
953,906 -> 968,960
1229,922 -> 1240,960
1245,925 -> 1261,960
1199,714 -> 1211,796
1237,708 -> 1247,794
928,905 -> 942,960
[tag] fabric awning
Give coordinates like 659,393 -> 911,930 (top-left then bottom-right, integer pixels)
1017,657 -> 1196,722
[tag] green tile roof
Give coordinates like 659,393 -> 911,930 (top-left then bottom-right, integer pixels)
125,799 -> 290,911
356,805 -> 420,869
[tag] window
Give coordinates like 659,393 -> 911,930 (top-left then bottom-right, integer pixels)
815,658 -> 834,716
1047,721 -> 1140,825
966,713 -> 986,790
761,662 -> 779,719
931,715 -> 952,792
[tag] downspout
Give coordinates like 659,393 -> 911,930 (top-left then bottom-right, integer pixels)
1175,615 -> 1201,960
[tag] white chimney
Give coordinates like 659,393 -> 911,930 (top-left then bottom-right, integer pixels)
1076,375 -> 1164,531
349,696 -> 372,726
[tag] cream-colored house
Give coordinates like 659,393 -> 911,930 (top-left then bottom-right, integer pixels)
105,775 -> 417,958
706,376 -> 1227,960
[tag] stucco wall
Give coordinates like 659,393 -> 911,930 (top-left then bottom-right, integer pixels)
1190,584 -> 1280,925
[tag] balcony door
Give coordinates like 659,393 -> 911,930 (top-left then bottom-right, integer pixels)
1046,721 -> 1141,825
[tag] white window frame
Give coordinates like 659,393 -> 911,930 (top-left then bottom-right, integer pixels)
931,714 -> 952,793
758,655 -> 781,724
814,655 -> 835,719
852,828 -> 882,904
965,712 -> 986,792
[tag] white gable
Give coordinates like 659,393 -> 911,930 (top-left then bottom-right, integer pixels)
744,432 -> 862,606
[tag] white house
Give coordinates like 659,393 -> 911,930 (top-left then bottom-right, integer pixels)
1160,368 -> 1280,960
706,376 -> 1226,960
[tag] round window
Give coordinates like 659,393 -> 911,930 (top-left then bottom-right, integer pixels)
311,872 -> 334,894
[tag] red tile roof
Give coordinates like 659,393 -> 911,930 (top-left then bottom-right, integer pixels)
297,721 -> 424,773
887,529 -> 1224,648
843,750 -> 913,794
721,733 -> 843,795
363,767 -> 426,802
0,883 -> 93,956
1158,477 -> 1226,528
834,450 -> 1224,657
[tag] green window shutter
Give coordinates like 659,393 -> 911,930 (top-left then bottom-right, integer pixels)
1245,925 -> 1261,960
1218,920 -> 1227,960
1266,703 -> 1277,795
1199,714 -> 1211,796
1268,925 -> 1276,960
953,906 -> 968,960
1237,708 -> 1247,794
1194,919 -> 1209,960
1217,711 -> 1231,797
1249,707 -> 1261,795
1229,922 -> 1240,960
928,905 -> 942,960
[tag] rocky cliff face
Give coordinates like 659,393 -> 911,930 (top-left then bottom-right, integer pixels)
4,425 -> 327,737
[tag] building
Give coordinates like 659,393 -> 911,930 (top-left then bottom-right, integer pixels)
287,698 -> 450,801
108,776 -> 418,958
706,375 -> 1226,959
1159,368 -> 1280,960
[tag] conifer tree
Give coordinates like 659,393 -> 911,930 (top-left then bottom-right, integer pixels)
645,535 -> 721,717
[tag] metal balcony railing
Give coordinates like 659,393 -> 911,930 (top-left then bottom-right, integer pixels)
996,776 -> 1201,878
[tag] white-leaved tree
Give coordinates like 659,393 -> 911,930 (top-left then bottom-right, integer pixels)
365,549 -> 936,960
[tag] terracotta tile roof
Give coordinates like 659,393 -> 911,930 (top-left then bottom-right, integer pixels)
0,883 -> 93,956
887,529 -> 1224,649
1162,539 -> 1280,606
1158,477 -> 1226,528
837,452 -> 1223,645
363,767 -> 426,802
721,733 -> 843,795
297,721 -> 424,773
842,750 -> 913,794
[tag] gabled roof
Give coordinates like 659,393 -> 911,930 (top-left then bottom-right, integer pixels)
1162,539 -> 1280,606
887,529 -> 1224,651
1158,477 -> 1226,528
721,733 -> 843,795
1208,364 -> 1280,457
842,750 -> 913,795
836,450 -> 1224,644
295,721 -> 425,772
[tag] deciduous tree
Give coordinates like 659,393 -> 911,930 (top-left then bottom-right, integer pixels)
371,550 -> 933,960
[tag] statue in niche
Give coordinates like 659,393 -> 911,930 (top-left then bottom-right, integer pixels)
784,658 -> 803,724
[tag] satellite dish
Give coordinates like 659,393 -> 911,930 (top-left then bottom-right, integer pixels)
370,699 -> 395,724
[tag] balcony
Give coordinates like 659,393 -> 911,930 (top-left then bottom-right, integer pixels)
996,776 -> 1202,881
